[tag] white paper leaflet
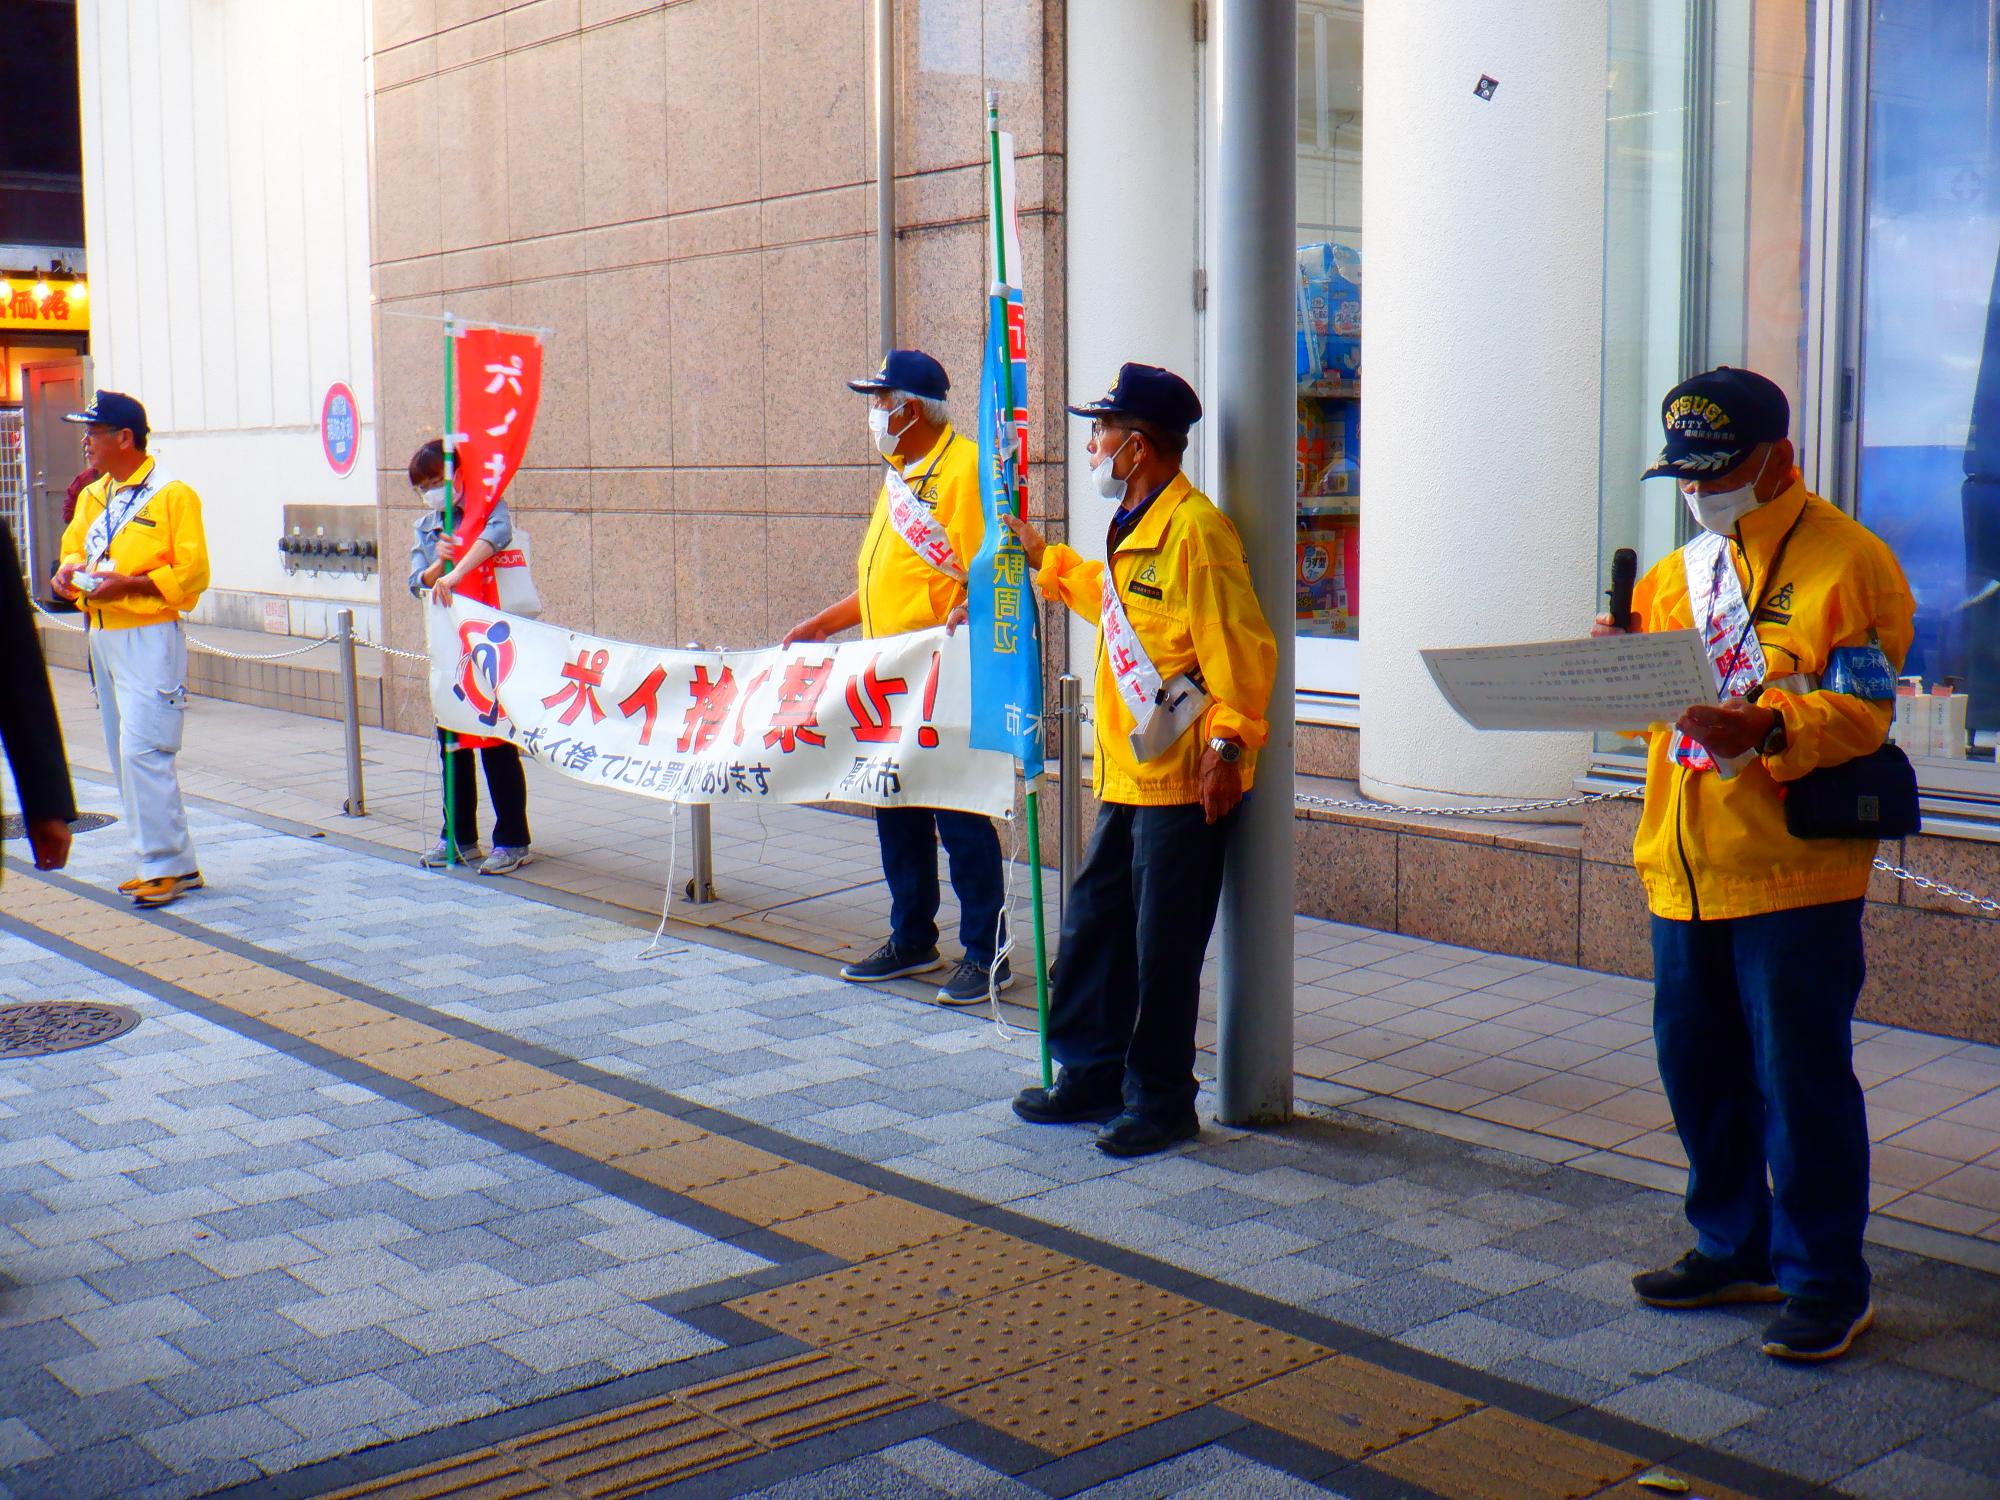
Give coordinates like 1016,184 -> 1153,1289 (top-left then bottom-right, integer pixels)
1421,630 -> 1718,733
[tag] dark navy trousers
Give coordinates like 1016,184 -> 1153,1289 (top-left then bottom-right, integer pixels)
1651,897 -> 1871,1305
876,806 -> 1004,967
1046,801 -> 1234,1121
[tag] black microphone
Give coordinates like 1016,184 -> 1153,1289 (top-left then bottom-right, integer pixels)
1607,547 -> 1637,632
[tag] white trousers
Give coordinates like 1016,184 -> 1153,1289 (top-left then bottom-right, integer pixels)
88,620 -> 198,879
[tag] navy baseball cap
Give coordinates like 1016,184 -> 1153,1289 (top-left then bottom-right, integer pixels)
848,350 -> 950,402
1067,363 -> 1203,435
63,389 -> 149,438
1641,367 -> 1789,481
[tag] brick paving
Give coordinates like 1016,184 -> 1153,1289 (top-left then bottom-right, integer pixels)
25,666 -> 2000,1254
1,795 -> 1998,1496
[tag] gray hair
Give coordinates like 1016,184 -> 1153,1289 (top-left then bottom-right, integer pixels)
891,390 -> 950,426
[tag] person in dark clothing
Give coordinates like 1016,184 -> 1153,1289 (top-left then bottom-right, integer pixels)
1,519 -> 77,876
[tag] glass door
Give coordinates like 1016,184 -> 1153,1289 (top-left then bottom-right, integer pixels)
1849,0 -> 2000,768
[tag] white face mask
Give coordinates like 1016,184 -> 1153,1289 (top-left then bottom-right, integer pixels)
417,483 -> 446,509
869,403 -> 913,461
1681,448 -> 1773,535
1091,434 -> 1135,503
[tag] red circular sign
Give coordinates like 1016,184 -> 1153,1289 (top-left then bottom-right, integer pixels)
321,382 -> 360,477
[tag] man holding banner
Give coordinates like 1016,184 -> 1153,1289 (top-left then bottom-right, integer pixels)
782,351 -> 1008,1006
1002,364 -> 1277,1158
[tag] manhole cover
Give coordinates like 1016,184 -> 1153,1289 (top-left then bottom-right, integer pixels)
0,1002 -> 142,1059
1,812 -> 119,839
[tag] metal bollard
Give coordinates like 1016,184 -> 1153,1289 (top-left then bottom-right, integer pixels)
335,608 -> 366,816
1056,673 -> 1083,925
686,804 -> 717,904
680,641 -> 717,903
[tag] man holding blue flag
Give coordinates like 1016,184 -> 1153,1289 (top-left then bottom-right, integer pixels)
1002,364 -> 1277,1157
783,350 -> 1009,1005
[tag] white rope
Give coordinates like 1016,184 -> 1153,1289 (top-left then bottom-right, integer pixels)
637,806 -> 685,960
184,633 -> 338,662
358,639 -> 430,664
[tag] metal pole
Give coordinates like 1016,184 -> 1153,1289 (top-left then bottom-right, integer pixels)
1056,674 -> 1082,928
1214,0 -> 1296,1127
686,804 -> 716,904
873,0 -> 897,355
335,607 -> 366,817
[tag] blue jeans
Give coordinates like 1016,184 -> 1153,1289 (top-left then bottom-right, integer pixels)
876,806 -> 1004,967
1047,801 -> 1234,1121
1651,898 -> 1871,1305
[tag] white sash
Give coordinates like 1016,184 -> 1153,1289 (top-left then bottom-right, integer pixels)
1099,565 -> 1209,762
883,469 -> 965,582
1673,530 -> 1763,778
83,465 -> 175,568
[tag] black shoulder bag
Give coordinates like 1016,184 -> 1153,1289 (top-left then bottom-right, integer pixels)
1727,514 -> 1920,840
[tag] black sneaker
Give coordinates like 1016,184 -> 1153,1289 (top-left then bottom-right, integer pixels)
936,957 -> 1014,1006
1761,1298 -> 1874,1362
1632,1250 -> 1783,1310
1096,1111 -> 1201,1158
839,941 -> 946,983
1012,1070 -> 1122,1125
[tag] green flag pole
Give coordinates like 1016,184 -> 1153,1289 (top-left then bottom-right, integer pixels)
440,313 -> 460,868
987,93 -> 1053,1090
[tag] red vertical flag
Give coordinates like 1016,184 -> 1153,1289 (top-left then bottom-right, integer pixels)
448,326 -> 544,607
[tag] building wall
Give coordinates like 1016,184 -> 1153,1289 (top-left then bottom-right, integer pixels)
74,0 -> 380,632
366,0 -> 1066,734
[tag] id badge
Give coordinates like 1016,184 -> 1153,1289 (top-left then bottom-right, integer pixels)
1127,673 -> 1210,763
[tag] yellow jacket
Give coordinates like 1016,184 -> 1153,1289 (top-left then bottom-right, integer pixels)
59,457 -> 210,631
1629,476 -> 1914,921
857,424 -> 982,638
1038,474 -> 1277,805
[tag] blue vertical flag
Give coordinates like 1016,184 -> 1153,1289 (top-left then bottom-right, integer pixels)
967,124 -> 1045,785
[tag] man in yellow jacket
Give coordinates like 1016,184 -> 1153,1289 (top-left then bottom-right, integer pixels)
51,391 -> 211,908
1002,364 -> 1277,1157
783,351 -> 1006,1005
1600,367 -> 1914,1363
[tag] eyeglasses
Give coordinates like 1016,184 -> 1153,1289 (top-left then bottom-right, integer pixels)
1089,421 -> 1129,443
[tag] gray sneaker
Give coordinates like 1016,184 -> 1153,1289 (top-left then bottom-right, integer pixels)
479,845 -> 533,877
419,839 -> 484,869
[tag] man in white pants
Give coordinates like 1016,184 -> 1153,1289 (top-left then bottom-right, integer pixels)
51,391 -> 211,908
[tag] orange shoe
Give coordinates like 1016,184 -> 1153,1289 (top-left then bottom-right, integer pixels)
130,873 -> 203,908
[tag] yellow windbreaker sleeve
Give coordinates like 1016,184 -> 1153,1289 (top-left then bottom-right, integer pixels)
1189,551 -> 1276,749
1758,564 -> 1914,783
1036,542 -> 1106,619
148,486 -> 211,608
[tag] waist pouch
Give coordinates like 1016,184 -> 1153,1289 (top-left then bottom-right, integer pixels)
1783,742 -> 1922,840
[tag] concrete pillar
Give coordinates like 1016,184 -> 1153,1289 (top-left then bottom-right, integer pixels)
1359,0 -> 1609,807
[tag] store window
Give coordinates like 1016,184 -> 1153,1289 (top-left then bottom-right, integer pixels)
1294,0 -> 1362,680
1853,0 -> 2000,764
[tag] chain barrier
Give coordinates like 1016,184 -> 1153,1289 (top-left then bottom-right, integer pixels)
1869,859 -> 2000,917
32,597 -> 340,661
1296,789 -> 1641,818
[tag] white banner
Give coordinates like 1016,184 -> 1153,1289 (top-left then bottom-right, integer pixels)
426,600 -> 1016,817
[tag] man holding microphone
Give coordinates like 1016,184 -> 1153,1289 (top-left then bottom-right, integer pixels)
1599,367 -> 1913,1362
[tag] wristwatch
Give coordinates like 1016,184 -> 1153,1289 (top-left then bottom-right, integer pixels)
1206,736 -> 1242,764
1758,710 -> 1787,757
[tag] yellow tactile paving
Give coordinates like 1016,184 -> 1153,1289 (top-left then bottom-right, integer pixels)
674,1350 -> 919,1446
1100,1305 -> 1329,1402
1365,1407 -> 1647,1500
684,1162 -> 877,1225
1221,1354 -> 1481,1460
945,1348 -> 1206,1455
775,1193 -> 963,1261
505,1396 -> 755,1496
